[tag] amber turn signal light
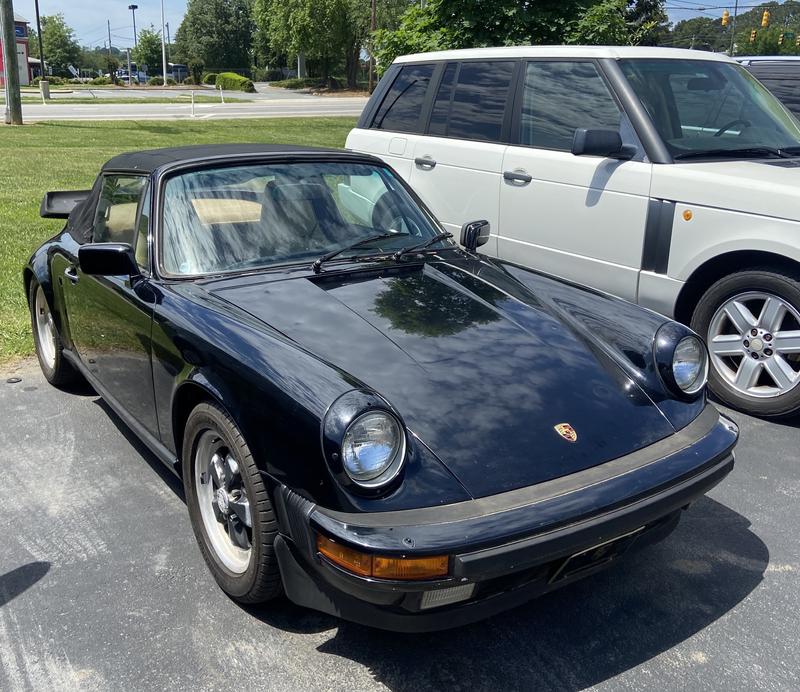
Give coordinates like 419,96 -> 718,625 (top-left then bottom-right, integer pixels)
316,535 -> 449,580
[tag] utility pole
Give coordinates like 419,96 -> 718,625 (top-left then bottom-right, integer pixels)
1,0 -> 23,124
34,0 -> 45,76
128,5 -> 138,47
127,48 -> 132,87
165,21 -> 170,62
368,0 -> 376,92
107,19 -> 112,76
729,0 -> 739,56
160,0 -> 167,80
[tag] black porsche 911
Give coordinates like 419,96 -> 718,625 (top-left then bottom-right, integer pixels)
24,144 -> 738,632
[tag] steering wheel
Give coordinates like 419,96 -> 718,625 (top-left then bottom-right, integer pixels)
714,119 -> 751,137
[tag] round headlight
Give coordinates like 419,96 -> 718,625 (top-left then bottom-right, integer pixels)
341,411 -> 405,487
673,335 -> 708,395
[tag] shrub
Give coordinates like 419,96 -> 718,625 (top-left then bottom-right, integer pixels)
215,72 -> 256,92
165,77 -> 177,86
90,76 -> 112,85
265,68 -> 285,81
182,76 -> 196,85
147,76 -> 165,86
269,77 -> 319,90
202,73 -> 218,85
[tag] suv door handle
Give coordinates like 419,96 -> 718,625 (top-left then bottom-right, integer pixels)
414,156 -> 437,169
503,170 -> 532,184
64,266 -> 79,284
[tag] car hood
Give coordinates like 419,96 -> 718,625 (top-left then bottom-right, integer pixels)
652,158 -> 800,221
205,259 -> 675,498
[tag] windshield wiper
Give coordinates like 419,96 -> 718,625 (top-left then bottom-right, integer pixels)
311,232 -> 408,274
674,147 -> 795,161
392,232 -> 453,261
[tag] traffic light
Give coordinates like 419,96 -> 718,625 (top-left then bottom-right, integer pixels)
779,32 -> 785,45
750,29 -> 757,42
796,35 -> 800,47
722,9 -> 729,26
761,10 -> 770,27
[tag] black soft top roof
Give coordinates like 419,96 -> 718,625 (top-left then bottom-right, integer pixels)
102,143 -> 356,174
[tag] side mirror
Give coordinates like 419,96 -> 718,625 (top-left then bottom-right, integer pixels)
572,128 -> 636,161
78,243 -> 140,277
460,220 -> 491,253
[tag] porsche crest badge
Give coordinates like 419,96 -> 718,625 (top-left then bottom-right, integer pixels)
554,423 -> 577,443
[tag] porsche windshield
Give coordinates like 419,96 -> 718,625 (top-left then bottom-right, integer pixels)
160,161 -> 449,276
619,58 -> 800,158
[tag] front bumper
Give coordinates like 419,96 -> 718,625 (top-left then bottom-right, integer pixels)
273,405 -> 738,632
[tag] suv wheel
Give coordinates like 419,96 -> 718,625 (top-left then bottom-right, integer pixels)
691,268 -> 800,418
183,401 -> 282,603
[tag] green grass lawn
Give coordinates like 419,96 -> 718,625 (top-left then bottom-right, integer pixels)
0,117 -> 355,364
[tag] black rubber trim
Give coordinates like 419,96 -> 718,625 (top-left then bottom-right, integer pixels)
641,199 -> 676,273
316,405 -> 719,529
599,58 -> 672,165
357,63 -> 401,129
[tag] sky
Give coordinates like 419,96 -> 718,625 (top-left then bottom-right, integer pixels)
10,1 -> 767,50
14,0 -> 188,50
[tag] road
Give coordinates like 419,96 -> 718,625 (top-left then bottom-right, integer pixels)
19,97 -> 367,122
0,358 -> 798,691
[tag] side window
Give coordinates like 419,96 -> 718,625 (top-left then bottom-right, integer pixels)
431,61 -> 515,141
371,63 -> 436,133
520,61 -> 621,150
93,175 -> 148,245
134,186 -> 151,271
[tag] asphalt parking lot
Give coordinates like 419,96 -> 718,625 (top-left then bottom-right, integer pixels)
1,358 -> 798,691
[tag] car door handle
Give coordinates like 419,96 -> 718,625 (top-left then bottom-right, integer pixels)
64,266 -> 79,284
414,156 -> 437,169
503,170 -> 532,184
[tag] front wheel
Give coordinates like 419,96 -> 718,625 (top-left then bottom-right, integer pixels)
182,401 -> 282,603
691,268 -> 800,418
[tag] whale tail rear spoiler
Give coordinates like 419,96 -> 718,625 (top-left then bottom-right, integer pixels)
40,190 -> 92,219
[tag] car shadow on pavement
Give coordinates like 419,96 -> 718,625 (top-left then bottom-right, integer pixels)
0,562 -> 50,608
94,399 -> 185,502
267,497 -> 766,690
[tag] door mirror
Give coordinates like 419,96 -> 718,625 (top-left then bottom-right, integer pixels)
78,243 -> 140,277
460,220 -> 491,253
572,128 -> 636,160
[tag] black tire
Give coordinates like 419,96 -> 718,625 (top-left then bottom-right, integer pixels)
182,401 -> 282,603
28,279 -> 79,388
690,267 -> 800,418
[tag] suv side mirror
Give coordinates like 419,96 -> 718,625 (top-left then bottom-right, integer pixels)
78,243 -> 140,277
572,128 -> 636,160
460,220 -> 491,253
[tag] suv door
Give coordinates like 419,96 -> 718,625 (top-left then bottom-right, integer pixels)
411,60 -> 516,253
498,60 -> 652,302
346,63 -> 437,180
61,175 -> 159,435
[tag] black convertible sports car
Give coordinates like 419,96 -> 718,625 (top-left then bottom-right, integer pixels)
25,144 -> 738,632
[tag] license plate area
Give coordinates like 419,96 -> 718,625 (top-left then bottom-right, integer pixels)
549,527 -> 644,584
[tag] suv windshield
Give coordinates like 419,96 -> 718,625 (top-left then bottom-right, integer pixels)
161,161 -> 449,276
619,58 -> 800,159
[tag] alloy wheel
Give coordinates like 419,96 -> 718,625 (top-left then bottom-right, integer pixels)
194,430 -> 252,574
34,286 -> 57,370
707,291 -> 800,398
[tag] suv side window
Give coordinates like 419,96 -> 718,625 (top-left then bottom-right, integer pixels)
520,61 -> 621,150
93,175 -> 148,246
429,61 -> 515,141
371,63 -> 436,133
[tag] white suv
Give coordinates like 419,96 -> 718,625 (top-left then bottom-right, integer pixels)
347,46 -> 800,418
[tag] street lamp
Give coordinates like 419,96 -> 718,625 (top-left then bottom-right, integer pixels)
128,4 -> 138,47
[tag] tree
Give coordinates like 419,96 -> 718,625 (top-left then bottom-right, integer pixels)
373,0 -> 603,74
667,16 -> 728,51
132,28 -> 164,74
568,0 -> 665,45
28,14 -> 80,73
175,0 -> 253,70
